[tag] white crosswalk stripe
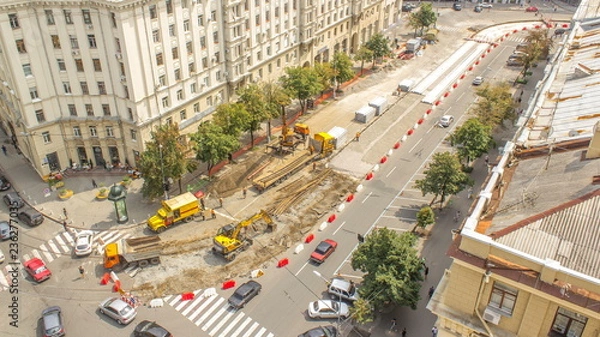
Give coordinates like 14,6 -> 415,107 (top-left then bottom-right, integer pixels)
54,234 -> 70,253
38,244 -> 54,263
167,291 -> 275,337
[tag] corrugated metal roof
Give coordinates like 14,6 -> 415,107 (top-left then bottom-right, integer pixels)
494,191 -> 600,278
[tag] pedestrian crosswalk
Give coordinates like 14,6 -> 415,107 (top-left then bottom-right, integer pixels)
164,290 -> 275,337
0,228 -> 136,291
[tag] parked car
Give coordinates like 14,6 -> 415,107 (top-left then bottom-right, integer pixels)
74,230 -> 94,257
472,76 -> 484,86
554,28 -> 567,36
41,306 -> 65,337
0,248 -> 5,263
24,257 -> 51,282
328,278 -> 360,302
310,239 -> 338,264
0,221 -> 12,240
134,320 -> 173,337
99,297 -> 138,325
18,209 -> 44,226
402,3 -> 415,12
3,192 -> 24,209
507,59 -> 525,66
308,300 -> 349,319
439,115 -> 455,127
525,6 -> 538,12
474,5 -> 482,12
480,3 -> 493,8
0,176 -> 11,191
453,2 -> 462,11
228,280 -> 262,309
516,42 -> 530,52
298,325 -> 338,337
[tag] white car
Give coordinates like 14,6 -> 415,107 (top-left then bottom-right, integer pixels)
472,76 -> 484,86
0,248 -> 4,263
439,115 -> 455,127
99,297 -> 137,325
481,3 -> 493,8
308,300 -> 349,319
74,230 -> 94,257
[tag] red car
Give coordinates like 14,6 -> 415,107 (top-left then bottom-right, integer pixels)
24,258 -> 51,282
525,6 -> 538,12
310,239 -> 338,264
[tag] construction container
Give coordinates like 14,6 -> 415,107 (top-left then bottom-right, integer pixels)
327,126 -> 348,149
354,106 -> 376,123
398,79 -> 414,92
368,96 -> 388,116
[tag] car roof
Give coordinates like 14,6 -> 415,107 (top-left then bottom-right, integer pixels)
106,298 -> 129,310
0,221 -> 9,229
24,257 -> 44,268
330,278 -> 352,290
237,280 -> 261,294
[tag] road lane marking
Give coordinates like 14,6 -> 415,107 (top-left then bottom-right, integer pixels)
361,191 -> 373,204
409,138 -> 422,153
181,293 -> 205,315
294,261 -> 309,276
202,303 -> 229,331
195,297 -> 225,326
217,312 -> 245,337
241,322 -> 259,337
229,316 -> 252,337
333,221 -> 346,235
38,244 -> 54,262
189,294 -> 219,321
386,166 -> 397,178
254,327 -> 267,337
47,241 -> 61,255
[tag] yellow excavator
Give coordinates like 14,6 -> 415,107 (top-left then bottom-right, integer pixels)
212,210 -> 275,261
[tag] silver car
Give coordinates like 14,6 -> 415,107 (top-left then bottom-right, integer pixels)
328,278 -> 360,302
439,115 -> 455,127
74,230 -> 94,257
0,221 -> 12,240
99,297 -> 137,325
308,300 -> 349,319
42,306 -> 65,337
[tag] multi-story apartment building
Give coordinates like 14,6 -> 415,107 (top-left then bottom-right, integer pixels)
0,0 -> 400,177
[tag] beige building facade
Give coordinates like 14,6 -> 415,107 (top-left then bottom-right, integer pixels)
0,0 -> 400,177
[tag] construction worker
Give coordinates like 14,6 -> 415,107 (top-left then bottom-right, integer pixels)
355,132 -> 361,141
211,209 -> 216,219
218,197 -> 223,208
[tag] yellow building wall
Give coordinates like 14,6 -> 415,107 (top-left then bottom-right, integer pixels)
446,263 -> 483,314
516,293 -> 549,336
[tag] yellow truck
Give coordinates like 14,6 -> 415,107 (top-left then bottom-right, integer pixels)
103,236 -> 162,270
147,192 -> 204,233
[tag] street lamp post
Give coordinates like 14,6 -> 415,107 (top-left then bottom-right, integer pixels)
313,270 -> 342,334
158,144 -> 168,200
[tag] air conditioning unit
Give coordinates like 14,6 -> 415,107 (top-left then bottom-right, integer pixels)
483,308 -> 502,325
115,53 -> 122,60
72,50 -> 80,56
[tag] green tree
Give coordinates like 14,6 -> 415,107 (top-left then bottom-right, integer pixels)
280,66 -> 323,114
138,123 -> 196,199
349,298 -> 374,324
415,206 -> 435,232
408,3 -> 437,37
191,122 -> 239,178
331,52 -> 355,90
473,83 -> 516,128
313,62 -> 335,96
262,81 -> 291,140
415,152 -> 472,207
449,118 -> 494,165
518,29 -> 553,79
237,84 -> 269,146
351,228 -> 424,312
212,102 -> 251,137
354,46 -> 374,74
365,33 -> 392,66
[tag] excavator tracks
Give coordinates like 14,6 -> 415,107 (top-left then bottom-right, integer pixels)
269,169 -> 332,215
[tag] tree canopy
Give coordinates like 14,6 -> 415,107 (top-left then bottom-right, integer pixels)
365,33 -> 392,65
191,122 -> 239,177
449,118 -> 494,165
472,83 -> 516,128
331,52 -> 355,89
415,152 -> 472,207
408,3 -> 438,37
211,102 -> 251,137
237,84 -> 269,146
280,66 -> 323,114
415,206 -> 435,231
354,46 -> 374,74
351,228 -> 423,313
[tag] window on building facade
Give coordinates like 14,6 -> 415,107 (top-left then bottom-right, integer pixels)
85,104 -> 94,116
57,59 -> 66,71
89,126 -> 98,137
42,132 -> 51,144
16,39 -> 26,53
214,52 -> 220,62
489,282 -> 518,315
30,87 -> 39,100
169,24 -> 175,36
93,59 -> 102,72
186,42 -> 193,55
197,14 -> 204,25
73,126 -> 81,137
200,36 -> 206,49
166,117 -> 173,125
175,68 -> 181,80
190,82 -> 197,93
266,11 -> 270,21
213,31 -> 218,43
64,10 -> 73,24
255,14 -> 260,25
63,82 -> 72,94
23,63 -> 32,76
130,129 -> 137,141
45,10 -> 55,25
88,35 -> 97,48
180,110 -> 187,121
203,76 -> 210,87
183,20 -> 190,32
202,57 -> 208,68
211,10 -> 216,21
216,71 -> 221,81
98,82 -> 106,95
102,104 -> 111,116
207,96 -> 213,106
70,35 -> 79,49
68,104 -> 77,116
188,62 -> 195,73
9,14 -> 20,29
128,108 -> 134,120
115,38 -> 121,52
35,109 -> 45,123
177,90 -> 183,100
106,126 -> 114,137
124,85 -> 129,99
172,47 -> 179,59
156,53 -> 164,66
182,0 -> 188,8
75,59 -> 84,72
153,30 -> 160,43
162,96 -> 169,108
82,10 -> 92,24
166,0 -> 173,14
159,75 -> 166,87
194,102 -> 200,113
275,7 -> 279,17
245,19 -> 249,30
551,307 -> 588,337
150,5 -> 157,19
111,12 -> 117,27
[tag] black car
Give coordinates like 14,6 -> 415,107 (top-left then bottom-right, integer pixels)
228,280 -> 262,309
18,209 -> 44,226
453,2 -> 462,10
402,4 -> 415,12
0,176 -> 11,191
134,320 -> 173,337
298,325 -> 338,337
3,192 -> 24,209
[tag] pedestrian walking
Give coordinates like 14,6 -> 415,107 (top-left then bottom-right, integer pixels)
62,221 -> 67,231
63,208 -> 68,219
200,197 -> 205,208
78,265 -> 85,279
211,209 -> 216,219
1,145 -> 6,156
484,155 -> 489,165
92,179 -> 98,188
389,318 -> 397,332
429,286 -> 435,298
432,326 -> 438,337
242,187 -> 247,199
401,327 -> 407,337
424,266 -> 429,278
355,132 -> 361,141
468,187 -> 473,199
218,197 -> 223,208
